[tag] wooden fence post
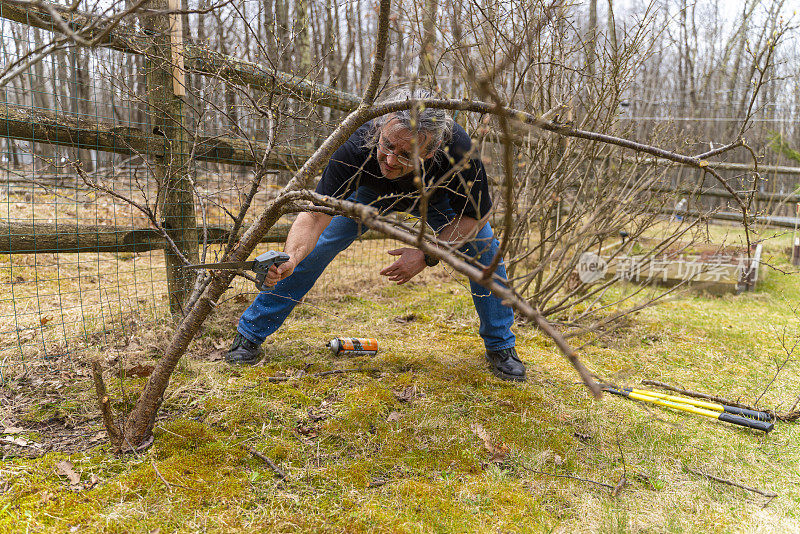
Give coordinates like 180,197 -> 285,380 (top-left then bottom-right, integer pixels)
140,0 -> 198,316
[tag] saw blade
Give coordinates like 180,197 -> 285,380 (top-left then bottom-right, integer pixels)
183,261 -> 256,270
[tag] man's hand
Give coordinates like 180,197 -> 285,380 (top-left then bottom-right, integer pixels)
380,248 -> 426,284
262,258 -> 296,288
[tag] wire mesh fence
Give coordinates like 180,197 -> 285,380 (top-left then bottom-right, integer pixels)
0,3 -> 369,379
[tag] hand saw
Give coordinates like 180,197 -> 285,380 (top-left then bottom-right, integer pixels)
183,250 -> 290,291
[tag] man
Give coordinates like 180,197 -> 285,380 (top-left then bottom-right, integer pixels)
226,90 -> 526,381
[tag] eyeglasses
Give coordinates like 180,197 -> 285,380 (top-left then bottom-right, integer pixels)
377,137 -> 425,166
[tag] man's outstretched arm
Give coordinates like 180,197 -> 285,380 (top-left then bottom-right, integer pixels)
264,211 -> 333,286
380,215 -> 480,284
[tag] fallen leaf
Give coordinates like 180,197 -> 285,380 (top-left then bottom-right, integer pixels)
471,423 -> 509,463
394,386 -> 418,403
573,431 -> 593,442
121,362 -> 155,378
40,315 -> 54,326
234,294 -> 249,303
2,426 -> 25,435
393,313 -> 416,324
386,411 -> 403,423
56,460 -> 82,490
611,475 -> 627,497
308,408 -> 327,422
296,424 -> 318,438
87,473 -> 100,489
2,436 -> 29,447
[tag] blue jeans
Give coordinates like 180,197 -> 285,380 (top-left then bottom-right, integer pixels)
238,187 -> 516,351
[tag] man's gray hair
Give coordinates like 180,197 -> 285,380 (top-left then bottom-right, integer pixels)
364,88 -> 454,155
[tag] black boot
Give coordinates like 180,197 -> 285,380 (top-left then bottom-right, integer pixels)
485,347 -> 527,382
225,333 -> 263,365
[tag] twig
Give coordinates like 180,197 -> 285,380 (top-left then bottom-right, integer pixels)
267,368 -> 367,383
754,325 -> 798,406
521,464 -> 615,492
151,460 -> 172,492
241,444 -> 287,480
684,465 -> 777,507
612,435 -> 627,497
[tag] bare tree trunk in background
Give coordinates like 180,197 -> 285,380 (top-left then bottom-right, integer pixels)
344,1 -> 355,95
31,27 -> 53,166
419,0 -> 438,84
678,0 -> 688,115
322,0 -> 340,125
241,0 -> 251,62
726,1 -> 751,136
0,31 -> 22,165
323,0 -> 334,83
71,47 -> 94,171
355,0 -> 366,91
261,0 -> 277,63
686,1 -> 697,110
606,0 -> 617,57
276,0 -> 290,71
584,0 -> 597,116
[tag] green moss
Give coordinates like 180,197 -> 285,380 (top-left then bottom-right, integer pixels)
153,419 -> 216,460
22,402 -> 63,423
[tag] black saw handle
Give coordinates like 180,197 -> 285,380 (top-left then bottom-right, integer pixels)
251,251 -> 290,291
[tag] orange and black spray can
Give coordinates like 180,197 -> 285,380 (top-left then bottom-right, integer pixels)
327,337 -> 378,356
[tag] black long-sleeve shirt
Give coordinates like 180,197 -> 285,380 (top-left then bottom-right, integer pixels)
314,121 -> 492,219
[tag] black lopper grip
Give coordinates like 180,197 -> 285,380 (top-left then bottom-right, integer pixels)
718,413 -> 774,433
723,406 -> 774,422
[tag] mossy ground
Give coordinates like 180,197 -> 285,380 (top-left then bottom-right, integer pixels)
2,225 -> 800,533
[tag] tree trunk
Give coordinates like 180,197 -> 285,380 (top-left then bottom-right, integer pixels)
294,0 -> 311,75
276,0 -> 290,71
419,0 -> 438,83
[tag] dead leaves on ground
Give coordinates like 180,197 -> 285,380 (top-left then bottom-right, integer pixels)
393,313 -> 416,324
55,460 -> 100,492
208,339 -> 231,362
386,411 -> 403,423
393,385 -> 421,403
2,426 -> 42,450
471,423 -> 509,464
118,361 -> 155,378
